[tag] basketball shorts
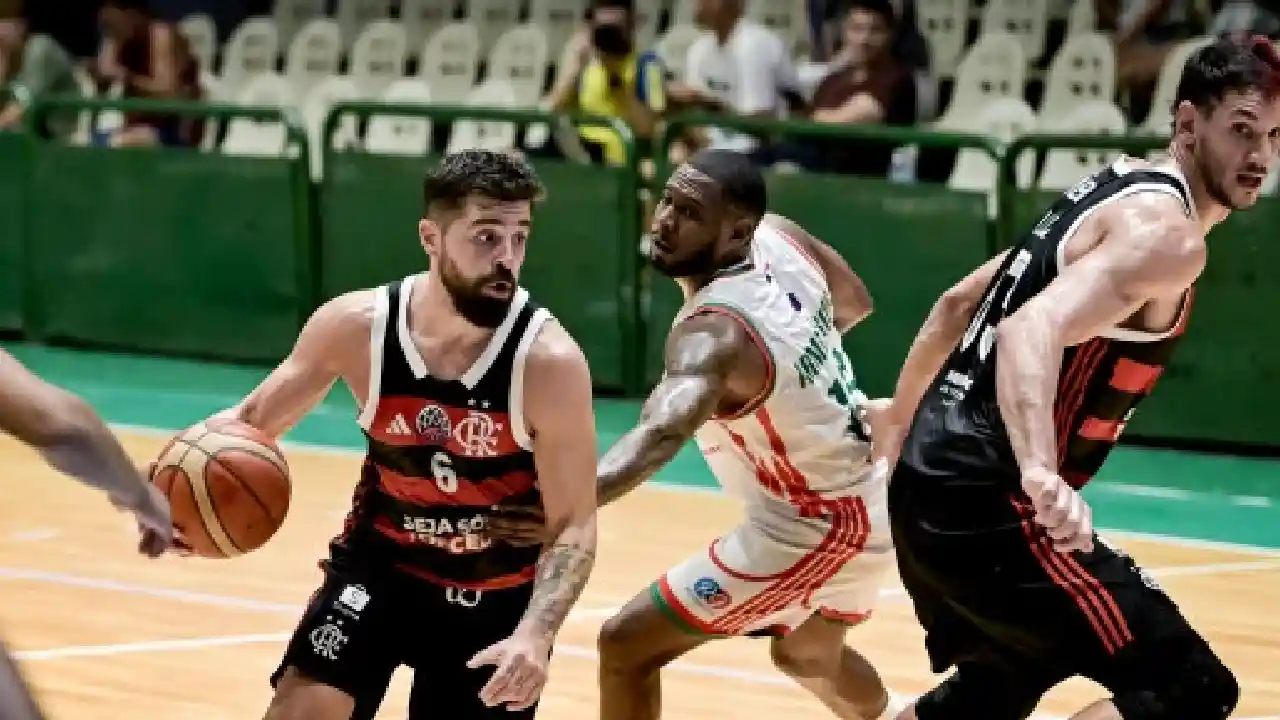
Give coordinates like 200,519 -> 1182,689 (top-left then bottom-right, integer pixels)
651,493 -> 894,637
889,464 -> 1224,720
271,563 -> 538,719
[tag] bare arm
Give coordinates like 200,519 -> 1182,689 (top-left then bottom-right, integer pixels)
0,349 -> 151,508
995,196 -> 1203,475
597,312 -> 751,505
882,251 -> 1009,449
223,291 -> 372,439
765,213 -> 873,332
811,93 -> 885,124
513,323 -> 599,642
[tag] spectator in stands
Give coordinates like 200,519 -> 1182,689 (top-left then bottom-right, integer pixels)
677,0 -> 803,162
1212,0 -> 1280,40
806,0 -> 916,175
547,0 -> 666,166
1110,0 -> 1208,88
91,0 -> 203,148
0,0 -> 78,139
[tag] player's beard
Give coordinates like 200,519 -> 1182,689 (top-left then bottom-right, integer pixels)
646,237 -> 719,279
1196,139 -> 1241,210
438,252 -> 516,329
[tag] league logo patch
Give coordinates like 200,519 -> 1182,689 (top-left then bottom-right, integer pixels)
691,577 -> 732,611
416,404 -> 452,444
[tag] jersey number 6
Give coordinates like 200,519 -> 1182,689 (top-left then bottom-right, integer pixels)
430,452 -> 458,493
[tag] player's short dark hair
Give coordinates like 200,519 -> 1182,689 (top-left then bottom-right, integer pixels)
422,149 -> 545,218
1174,35 -> 1280,119
688,149 -> 767,220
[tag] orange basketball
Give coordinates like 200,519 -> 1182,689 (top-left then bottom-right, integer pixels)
152,418 -> 291,559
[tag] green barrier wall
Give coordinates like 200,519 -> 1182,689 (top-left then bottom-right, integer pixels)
645,116 -> 1001,395
320,104 -> 641,393
0,132 -> 24,332
22,98 -> 312,362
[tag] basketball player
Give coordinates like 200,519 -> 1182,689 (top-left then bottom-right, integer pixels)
0,347 -> 174,719
199,150 -> 599,719
492,149 -> 903,719
878,37 -> 1280,720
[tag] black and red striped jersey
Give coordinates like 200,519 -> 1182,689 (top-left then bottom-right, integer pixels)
328,275 -> 551,589
900,159 -> 1195,514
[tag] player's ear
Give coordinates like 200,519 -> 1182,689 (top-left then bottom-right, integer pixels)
728,214 -> 755,248
418,218 -> 443,257
1173,99 -> 1199,144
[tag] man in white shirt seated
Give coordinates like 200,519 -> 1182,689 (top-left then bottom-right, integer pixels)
673,0 -> 803,162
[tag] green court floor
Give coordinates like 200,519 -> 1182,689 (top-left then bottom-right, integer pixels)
5,342 -> 1279,549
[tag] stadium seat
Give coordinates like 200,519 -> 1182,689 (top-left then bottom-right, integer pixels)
936,31 -> 1027,130
220,18 -> 280,100
980,0 -> 1049,64
419,22 -> 482,103
284,19 -> 343,100
365,78 -> 436,156
1038,99 -> 1128,190
1040,32 -> 1115,118
350,20 -> 409,96
487,25 -> 551,107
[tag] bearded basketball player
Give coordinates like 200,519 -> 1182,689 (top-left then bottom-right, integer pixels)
0,348 -> 173,719
877,37 -> 1280,720
493,149 -> 904,719
200,150 -> 599,719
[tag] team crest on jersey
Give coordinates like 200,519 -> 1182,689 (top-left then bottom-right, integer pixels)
691,577 -> 732,610
415,404 -> 452,444
454,411 -> 502,457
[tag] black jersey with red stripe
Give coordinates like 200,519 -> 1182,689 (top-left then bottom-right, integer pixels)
328,275 -> 551,589
898,160 -> 1194,527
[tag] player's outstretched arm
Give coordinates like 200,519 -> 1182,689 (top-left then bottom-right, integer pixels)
220,291 -> 373,440
467,322 -> 599,711
880,251 -> 1008,463
596,312 -> 749,506
0,348 -> 171,556
994,195 -> 1204,479
764,213 -> 872,332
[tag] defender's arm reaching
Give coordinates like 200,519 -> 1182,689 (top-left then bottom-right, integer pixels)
0,349 -> 171,556
597,311 -> 757,505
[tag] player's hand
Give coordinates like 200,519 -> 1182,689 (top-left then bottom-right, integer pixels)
466,631 -> 552,710
860,397 -> 901,466
488,503 -> 549,547
112,461 -> 186,558
1022,466 -> 1094,553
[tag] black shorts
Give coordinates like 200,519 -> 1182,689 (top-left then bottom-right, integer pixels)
271,563 -> 536,719
889,464 -> 1220,720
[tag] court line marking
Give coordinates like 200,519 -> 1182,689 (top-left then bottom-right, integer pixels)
9,631 -> 1275,720
106,422 -> 1280,558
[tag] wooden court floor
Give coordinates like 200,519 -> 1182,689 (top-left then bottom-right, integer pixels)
0,431 -> 1275,719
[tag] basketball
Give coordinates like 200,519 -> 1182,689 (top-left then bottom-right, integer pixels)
152,418 -> 291,559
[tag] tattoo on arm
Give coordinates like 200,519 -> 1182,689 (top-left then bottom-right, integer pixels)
520,540 -> 597,638
596,313 -> 745,506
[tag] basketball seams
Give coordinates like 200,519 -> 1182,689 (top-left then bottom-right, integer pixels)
206,447 -> 288,525
176,429 -> 244,558
164,439 -> 234,558
156,420 -> 290,558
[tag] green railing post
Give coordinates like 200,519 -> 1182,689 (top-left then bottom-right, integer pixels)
321,103 -> 644,393
996,133 -> 1171,249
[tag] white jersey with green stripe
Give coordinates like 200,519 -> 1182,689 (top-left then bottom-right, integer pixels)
674,222 -> 879,516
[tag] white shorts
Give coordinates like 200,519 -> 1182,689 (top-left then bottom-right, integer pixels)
652,492 -> 894,636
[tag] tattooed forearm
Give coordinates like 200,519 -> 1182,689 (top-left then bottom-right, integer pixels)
519,540 -> 597,639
